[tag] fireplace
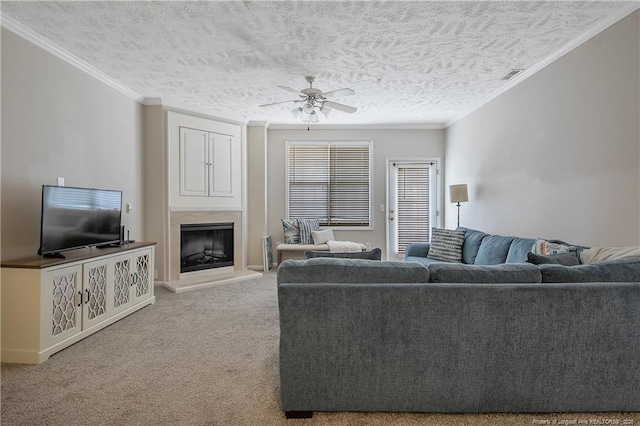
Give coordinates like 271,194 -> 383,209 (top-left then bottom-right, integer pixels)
180,223 -> 234,273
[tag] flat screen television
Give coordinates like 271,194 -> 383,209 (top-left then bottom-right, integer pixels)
38,185 -> 123,257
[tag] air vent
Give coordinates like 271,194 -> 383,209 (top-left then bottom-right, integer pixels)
501,69 -> 525,80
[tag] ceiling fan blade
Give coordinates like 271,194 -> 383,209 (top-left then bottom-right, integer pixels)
278,85 -> 303,95
323,101 -> 357,114
322,88 -> 355,99
259,99 -> 299,107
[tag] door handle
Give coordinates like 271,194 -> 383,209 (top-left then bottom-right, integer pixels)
85,289 -> 90,304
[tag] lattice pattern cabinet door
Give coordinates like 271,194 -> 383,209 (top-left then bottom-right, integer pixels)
131,250 -> 153,305
41,265 -> 83,349
109,255 -> 132,317
82,259 -> 109,329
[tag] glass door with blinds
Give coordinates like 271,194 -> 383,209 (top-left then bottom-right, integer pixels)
387,160 -> 438,261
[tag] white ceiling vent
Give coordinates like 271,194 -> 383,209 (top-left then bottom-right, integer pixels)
501,69 -> 525,80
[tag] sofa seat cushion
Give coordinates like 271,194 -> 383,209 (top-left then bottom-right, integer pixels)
474,235 -> 515,265
405,256 -> 447,267
539,257 -> 640,283
429,263 -> 542,284
505,237 -> 537,263
277,258 -> 430,285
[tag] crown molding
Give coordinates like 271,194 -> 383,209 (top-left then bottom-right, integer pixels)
246,121 -> 270,127
445,3 -> 640,128
1,13 -> 145,102
143,98 -> 245,125
267,123 -> 445,131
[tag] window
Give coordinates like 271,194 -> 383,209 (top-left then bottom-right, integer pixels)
286,140 -> 372,227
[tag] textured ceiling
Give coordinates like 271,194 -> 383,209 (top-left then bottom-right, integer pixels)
1,1 -> 636,125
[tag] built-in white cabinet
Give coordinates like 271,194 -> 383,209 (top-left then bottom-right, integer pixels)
179,127 -> 233,198
1,243 -> 155,364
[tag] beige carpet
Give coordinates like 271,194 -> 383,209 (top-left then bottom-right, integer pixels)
1,272 -> 638,425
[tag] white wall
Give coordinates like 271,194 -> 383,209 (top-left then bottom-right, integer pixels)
252,128 -> 445,262
445,11 -> 640,247
1,28 -> 144,260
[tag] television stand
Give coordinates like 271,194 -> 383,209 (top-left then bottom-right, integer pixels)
42,252 -> 66,259
1,242 -> 156,364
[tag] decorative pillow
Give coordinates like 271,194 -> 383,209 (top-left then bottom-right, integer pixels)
305,248 -> 382,260
531,239 -> 576,255
311,228 -> 335,245
281,219 -> 300,244
427,228 -> 466,263
296,219 -> 320,245
526,252 -> 580,266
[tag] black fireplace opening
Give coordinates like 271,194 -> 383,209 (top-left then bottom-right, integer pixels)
180,223 -> 234,273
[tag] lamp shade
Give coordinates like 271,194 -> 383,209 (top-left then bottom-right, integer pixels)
449,184 -> 469,203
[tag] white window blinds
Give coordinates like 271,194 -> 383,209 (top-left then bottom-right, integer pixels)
287,141 -> 371,227
396,165 -> 431,255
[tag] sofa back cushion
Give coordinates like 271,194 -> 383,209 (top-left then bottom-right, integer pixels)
539,257 -> 640,283
429,263 -> 542,283
277,258 -> 430,285
458,227 -> 489,264
505,237 -> 537,263
474,235 -> 515,265
305,248 -> 382,260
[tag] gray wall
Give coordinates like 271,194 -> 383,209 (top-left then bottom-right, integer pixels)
248,128 -> 445,263
1,28 -> 144,260
445,11 -> 640,246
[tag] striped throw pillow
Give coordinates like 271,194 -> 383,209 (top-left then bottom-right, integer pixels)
296,219 -> 320,245
427,228 -> 466,263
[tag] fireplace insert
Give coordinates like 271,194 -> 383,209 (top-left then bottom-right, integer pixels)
180,223 -> 233,273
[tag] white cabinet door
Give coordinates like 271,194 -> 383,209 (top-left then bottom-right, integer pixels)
41,265 -> 83,349
179,126 -> 235,198
179,127 -> 209,197
209,133 -> 233,197
82,258 -> 110,329
109,255 -> 132,316
130,248 -> 153,305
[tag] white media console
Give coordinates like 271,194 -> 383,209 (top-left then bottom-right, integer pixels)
1,242 -> 155,364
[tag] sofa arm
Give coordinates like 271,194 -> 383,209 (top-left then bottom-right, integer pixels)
405,242 -> 430,257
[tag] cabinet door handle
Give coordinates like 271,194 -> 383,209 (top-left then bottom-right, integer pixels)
78,291 -> 83,307
85,289 -> 90,304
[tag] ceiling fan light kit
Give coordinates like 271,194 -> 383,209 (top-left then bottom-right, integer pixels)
260,76 -> 357,125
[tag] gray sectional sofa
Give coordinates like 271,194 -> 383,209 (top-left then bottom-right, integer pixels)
405,227 -> 640,284
277,255 -> 640,417
405,227 -> 584,266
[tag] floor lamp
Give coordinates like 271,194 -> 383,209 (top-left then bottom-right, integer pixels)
449,184 -> 469,228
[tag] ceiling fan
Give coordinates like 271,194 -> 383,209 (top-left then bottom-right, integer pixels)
259,76 -> 357,123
